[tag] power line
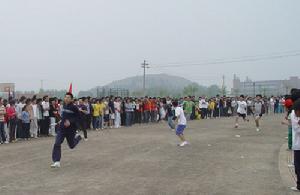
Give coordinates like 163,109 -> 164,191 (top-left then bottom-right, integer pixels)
152,49 -> 300,66
151,51 -> 300,68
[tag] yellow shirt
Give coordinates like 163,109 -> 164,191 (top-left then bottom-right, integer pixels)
93,104 -> 101,117
98,103 -> 106,116
209,102 -> 215,110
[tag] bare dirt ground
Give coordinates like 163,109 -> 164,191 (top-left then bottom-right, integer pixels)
0,115 -> 291,195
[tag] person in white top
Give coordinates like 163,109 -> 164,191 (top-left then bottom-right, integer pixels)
269,96 -> 275,114
16,97 -> 26,140
253,94 -> 265,132
290,99 -> 300,192
114,98 -> 121,128
235,95 -> 249,128
173,100 -> 189,147
199,97 -> 209,119
30,98 -> 39,138
41,96 -> 50,136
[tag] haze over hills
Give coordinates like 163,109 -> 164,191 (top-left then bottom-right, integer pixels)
78,74 -> 194,97
78,74 -> 222,97
105,74 -> 192,91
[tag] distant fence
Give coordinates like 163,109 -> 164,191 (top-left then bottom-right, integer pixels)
96,88 -> 129,98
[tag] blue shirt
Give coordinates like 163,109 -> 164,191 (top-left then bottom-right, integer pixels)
21,111 -> 30,123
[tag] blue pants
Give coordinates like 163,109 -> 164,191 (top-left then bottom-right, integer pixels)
93,116 -> 100,129
167,116 -> 175,129
294,151 -> 300,189
176,125 -> 186,136
144,111 -> 150,123
125,112 -> 132,126
52,128 -> 81,162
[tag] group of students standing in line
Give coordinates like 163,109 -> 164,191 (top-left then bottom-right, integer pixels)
0,94 -> 286,145
0,95 -> 61,144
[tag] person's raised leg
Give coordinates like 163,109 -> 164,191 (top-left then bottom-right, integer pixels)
66,130 -> 82,149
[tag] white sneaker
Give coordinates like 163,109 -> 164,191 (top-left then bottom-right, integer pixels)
51,162 -> 61,168
256,128 -> 260,132
179,141 -> 188,147
84,138 -> 88,141
75,134 -> 82,140
291,187 -> 299,191
288,164 -> 294,168
4,141 -> 9,144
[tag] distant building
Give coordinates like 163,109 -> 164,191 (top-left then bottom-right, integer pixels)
0,83 -> 15,98
231,75 -> 300,97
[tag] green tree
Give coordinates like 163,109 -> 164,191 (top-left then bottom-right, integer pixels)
207,85 -> 221,97
183,83 -> 200,96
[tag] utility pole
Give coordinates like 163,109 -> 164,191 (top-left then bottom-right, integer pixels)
253,82 -> 256,97
141,60 -> 149,96
40,80 -> 44,93
222,75 -> 225,96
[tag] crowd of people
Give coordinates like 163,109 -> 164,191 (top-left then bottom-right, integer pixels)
0,93 -> 286,145
1,90 -> 299,190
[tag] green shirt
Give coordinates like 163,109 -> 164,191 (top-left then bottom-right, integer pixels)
183,101 -> 194,114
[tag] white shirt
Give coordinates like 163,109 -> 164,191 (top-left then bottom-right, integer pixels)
114,102 -> 121,113
16,103 -> 25,119
291,111 -> 300,150
237,101 -> 247,114
247,100 -> 253,106
199,99 -> 208,109
270,98 -> 275,105
231,100 -> 237,108
32,104 -> 38,118
175,107 -> 187,125
42,101 -> 50,117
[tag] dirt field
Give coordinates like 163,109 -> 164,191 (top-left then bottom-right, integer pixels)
0,115 -> 290,195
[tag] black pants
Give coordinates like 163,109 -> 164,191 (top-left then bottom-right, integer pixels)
86,114 -> 92,130
9,118 -> 17,142
21,123 -> 30,139
200,108 -> 207,119
52,128 -> 81,162
79,118 -> 88,139
0,122 -> 6,143
136,111 -> 142,124
16,119 -> 23,139
41,117 -> 50,136
37,119 -> 42,137
295,151 -> 300,189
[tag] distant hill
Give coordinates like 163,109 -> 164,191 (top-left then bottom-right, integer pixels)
78,74 -> 196,97
106,74 -> 193,91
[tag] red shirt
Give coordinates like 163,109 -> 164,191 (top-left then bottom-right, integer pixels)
143,100 -> 151,111
6,106 -> 16,120
151,100 -> 158,111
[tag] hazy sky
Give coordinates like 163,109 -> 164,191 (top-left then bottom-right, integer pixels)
1,0 -> 300,92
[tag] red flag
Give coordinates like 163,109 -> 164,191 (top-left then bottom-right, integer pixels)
69,83 -> 73,94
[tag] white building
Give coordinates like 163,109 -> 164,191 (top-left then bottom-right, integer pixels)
231,75 -> 300,97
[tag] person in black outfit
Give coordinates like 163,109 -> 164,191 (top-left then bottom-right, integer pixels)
51,93 -> 82,168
